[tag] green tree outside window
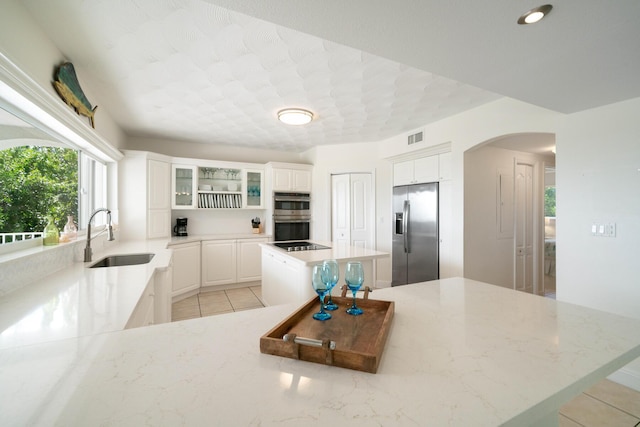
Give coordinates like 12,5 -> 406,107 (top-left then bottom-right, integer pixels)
0,146 -> 78,233
544,186 -> 556,217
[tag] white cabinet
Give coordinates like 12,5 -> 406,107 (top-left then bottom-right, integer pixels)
202,237 -> 268,289
237,238 -> 268,282
154,263 -> 173,323
120,151 -> 172,240
171,241 -> 201,298
172,164 -> 197,209
261,250 -> 306,306
244,169 -> 264,209
393,153 -> 451,186
270,165 -> 312,192
438,152 -> 452,181
126,279 -> 155,329
202,239 -> 237,287
148,159 -> 171,238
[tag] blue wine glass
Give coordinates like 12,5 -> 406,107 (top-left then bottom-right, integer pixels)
345,261 -> 364,315
311,264 -> 331,321
321,259 -> 339,311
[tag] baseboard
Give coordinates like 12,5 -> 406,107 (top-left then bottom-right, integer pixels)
607,367 -> 640,392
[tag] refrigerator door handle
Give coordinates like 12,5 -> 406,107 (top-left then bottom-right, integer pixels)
403,200 -> 409,253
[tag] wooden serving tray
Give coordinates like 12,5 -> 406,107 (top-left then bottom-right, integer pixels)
260,295 -> 394,373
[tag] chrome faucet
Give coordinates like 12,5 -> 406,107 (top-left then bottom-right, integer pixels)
84,208 -> 115,262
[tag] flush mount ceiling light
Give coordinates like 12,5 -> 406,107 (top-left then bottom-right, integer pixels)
277,108 -> 314,125
517,4 -> 553,25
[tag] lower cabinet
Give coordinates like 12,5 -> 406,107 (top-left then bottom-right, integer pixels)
202,239 -> 237,287
126,279 -> 155,329
237,238 -> 268,282
171,241 -> 201,298
154,263 -> 173,323
202,237 -> 268,289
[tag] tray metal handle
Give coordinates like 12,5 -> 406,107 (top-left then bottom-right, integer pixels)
283,334 -> 336,350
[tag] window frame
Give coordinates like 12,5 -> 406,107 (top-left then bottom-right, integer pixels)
1,52 -> 121,255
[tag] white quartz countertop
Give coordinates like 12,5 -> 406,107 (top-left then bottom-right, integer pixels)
0,239 -> 172,350
2,278 -> 640,426
261,241 -> 389,266
168,233 -> 271,246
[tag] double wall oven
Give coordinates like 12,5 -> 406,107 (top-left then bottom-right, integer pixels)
273,192 -> 311,241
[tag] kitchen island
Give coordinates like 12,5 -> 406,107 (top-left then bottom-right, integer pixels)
1,278 -> 640,426
260,242 -> 389,306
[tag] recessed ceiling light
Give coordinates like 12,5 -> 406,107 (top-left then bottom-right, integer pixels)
277,108 -> 314,125
518,4 -> 553,25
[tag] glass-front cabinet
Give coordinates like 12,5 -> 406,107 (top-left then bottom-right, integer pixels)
172,165 -> 197,209
244,169 -> 264,209
172,163 -> 264,210
197,167 -> 242,208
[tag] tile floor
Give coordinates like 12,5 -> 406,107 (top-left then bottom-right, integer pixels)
171,286 -> 264,321
560,379 -> 640,426
172,286 -> 640,426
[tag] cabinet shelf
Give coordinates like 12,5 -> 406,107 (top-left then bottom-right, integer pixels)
198,192 -> 242,209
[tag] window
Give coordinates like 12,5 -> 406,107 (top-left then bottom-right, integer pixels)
0,109 -> 107,246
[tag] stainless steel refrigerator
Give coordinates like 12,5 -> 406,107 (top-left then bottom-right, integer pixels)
392,183 -> 439,286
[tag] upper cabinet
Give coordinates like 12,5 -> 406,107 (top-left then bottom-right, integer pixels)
172,165 -> 197,209
393,153 -> 452,186
268,163 -> 312,192
171,161 -> 265,210
120,151 -> 172,240
147,159 -> 171,239
244,169 -> 264,209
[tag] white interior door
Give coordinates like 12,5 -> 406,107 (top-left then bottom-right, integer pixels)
349,173 -> 373,249
331,174 -> 350,251
515,163 -> 534,293
331,173 -> 374,250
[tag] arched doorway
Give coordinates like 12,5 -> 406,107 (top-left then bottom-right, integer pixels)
463,133 -> 555,294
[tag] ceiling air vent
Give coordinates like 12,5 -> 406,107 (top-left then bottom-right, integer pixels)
408,131 -> 424,145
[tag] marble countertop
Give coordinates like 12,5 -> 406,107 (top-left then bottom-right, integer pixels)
0,239 -> 172,350
261,241 -> 389,266
2,278 -> 640,426
168,233 -> 271,246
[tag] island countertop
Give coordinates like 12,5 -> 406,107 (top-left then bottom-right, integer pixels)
260,242 -> 389,306
2,278 -> 640,426
260,240 -> 389,266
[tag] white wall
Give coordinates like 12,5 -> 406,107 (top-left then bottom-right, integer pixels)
556,97 -> 640,387
0,0 -> 125,150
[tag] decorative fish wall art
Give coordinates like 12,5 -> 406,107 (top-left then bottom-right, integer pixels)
53,62 -> 97,128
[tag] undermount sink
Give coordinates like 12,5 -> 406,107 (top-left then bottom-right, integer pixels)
89,253 -> 155,268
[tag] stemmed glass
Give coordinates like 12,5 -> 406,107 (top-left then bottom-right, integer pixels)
311,264 -> 331,321
321,259 -> 339,311
345,261 -> 364,315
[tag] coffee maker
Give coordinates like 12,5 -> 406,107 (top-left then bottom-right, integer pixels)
173,217 -> 188,236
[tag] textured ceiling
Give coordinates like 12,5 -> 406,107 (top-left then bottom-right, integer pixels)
23,0 -> 500,152
22,1 -> 640,153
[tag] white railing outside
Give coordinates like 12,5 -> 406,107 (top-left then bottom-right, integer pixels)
0,232 -> 43,245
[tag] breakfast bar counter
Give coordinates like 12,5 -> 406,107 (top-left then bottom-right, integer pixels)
2,278 -> 640,426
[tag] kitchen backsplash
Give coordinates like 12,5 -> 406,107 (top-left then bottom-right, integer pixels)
171,209 -> 266,236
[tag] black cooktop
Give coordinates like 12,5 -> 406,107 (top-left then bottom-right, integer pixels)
273,241 -> 331,252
